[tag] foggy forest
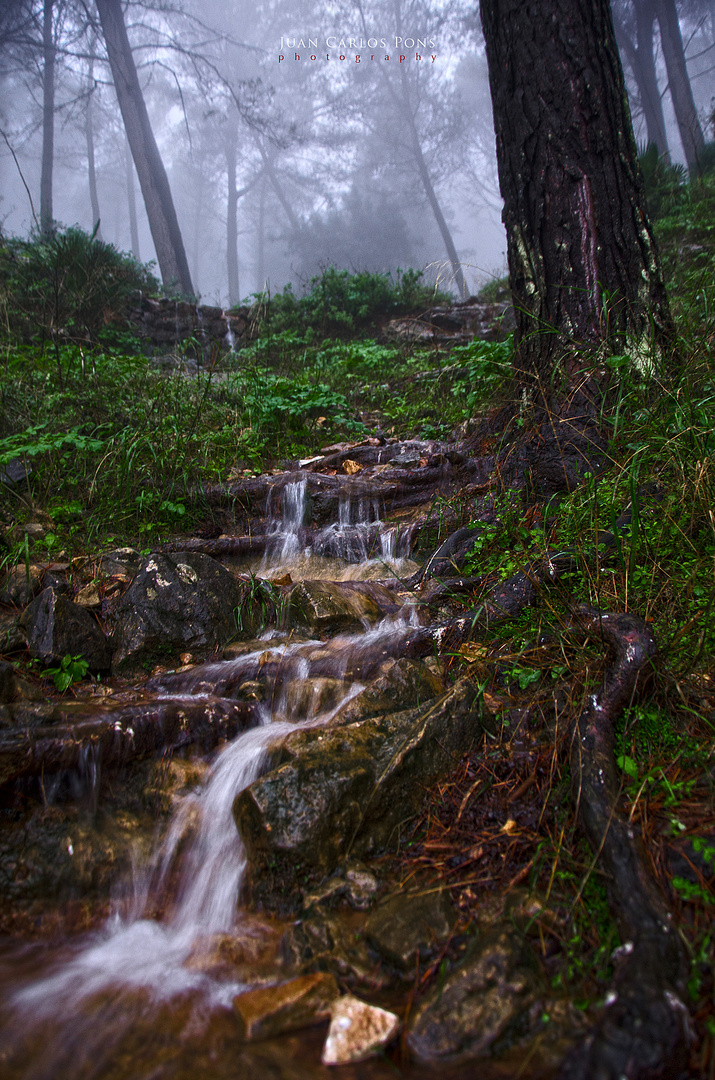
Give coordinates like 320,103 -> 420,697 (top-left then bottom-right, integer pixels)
1,3 -> 715,1080
1,0 -> 712,301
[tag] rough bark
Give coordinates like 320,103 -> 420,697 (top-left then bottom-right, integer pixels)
613,0 -> 670,158
655,0 -> 706,175
479,0 -> 674,382
95,0 -> 193,295
40,0 -> 54,236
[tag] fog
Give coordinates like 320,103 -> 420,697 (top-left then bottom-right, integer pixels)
0,0 -> 712,305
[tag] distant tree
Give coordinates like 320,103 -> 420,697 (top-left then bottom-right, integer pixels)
655,0 -> 706,173
94,0 -> 193,295
480,0 -> 673,386
612,0 -> 670,157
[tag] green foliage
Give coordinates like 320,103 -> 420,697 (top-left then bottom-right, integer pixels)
638,142 -> 687,221
248,267 -> 451,338
0,225 -> 157,346
43,653 -> 89,693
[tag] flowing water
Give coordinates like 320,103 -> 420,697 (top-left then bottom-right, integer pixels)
0,480 -> 425,1080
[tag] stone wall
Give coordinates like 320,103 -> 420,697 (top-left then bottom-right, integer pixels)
126,294 -> 250,353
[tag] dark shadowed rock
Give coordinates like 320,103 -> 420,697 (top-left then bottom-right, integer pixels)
0,564 -> 43,607
407,921 -> 543,1063
365,888 -> 458,970
110,552 -> 245,674
234,677 -> 483,911
20,587 -> 111,671
0,661 -> 16,704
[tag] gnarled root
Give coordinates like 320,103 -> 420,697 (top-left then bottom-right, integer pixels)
559,610 -> 690,1080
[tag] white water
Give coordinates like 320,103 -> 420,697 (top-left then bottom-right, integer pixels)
12,664 -> 369,1017
6,475 -> 419,1036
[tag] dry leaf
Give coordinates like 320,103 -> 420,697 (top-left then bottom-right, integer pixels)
458,643 -> 489,662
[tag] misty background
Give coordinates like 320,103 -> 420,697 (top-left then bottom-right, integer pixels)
1,0 -> 713,306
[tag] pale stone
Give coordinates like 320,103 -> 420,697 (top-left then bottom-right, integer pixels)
321,995 -> 400,1065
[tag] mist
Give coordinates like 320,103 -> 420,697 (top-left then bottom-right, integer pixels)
0,0 -> 711,305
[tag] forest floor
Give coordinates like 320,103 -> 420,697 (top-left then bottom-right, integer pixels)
1,190 -> 715,1074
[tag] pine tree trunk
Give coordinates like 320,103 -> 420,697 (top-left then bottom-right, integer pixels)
480,0 -> 673,384
40,0 -> 54,236
655,0 -> 705,175
226,123 -> 240,307
125,137 -> 140,261
634,0 -> 669,158
95,0 -> 193,295
614,0 -> 670,158
85,55 -> 102,238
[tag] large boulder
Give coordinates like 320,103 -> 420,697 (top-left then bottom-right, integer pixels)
234,676 -> 485,911
110,552 -> 245,674
20,587 -> 111,671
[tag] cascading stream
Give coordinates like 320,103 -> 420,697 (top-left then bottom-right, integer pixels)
0,464 -> 425,1080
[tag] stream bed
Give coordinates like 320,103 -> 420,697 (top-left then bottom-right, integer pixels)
0,442 -> 583,1079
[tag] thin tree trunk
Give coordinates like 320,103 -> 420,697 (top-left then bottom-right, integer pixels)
226,122 -> 240,307
86,54 -> 102,238
480,0 -> 674,383
655,0 -> 706,174
192,169 -> 202,297
614,1 -> 670,157
403,100 -> 467,299
125,137 -> 140,260
257,176 -> 266,292
634,0 -> 669,157
40,0 -> 55,236
95,0 -> 193,295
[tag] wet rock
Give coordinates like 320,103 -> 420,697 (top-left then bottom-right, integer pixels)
0,457 -> 31,487
110,552 -> 245,674
283,580 -> 396,633
345,865 -> 380,910
365,888 -> 457,970
281,677 -> 347,719
0,608 -> 25,652
331,658 -> 443,726
0,661 -> 16,703
0,563 -> 43,606
233,972 -> 339,1040
281,908 -> 392,990
322,995 -> 401,1065
20,587 -> 111,671
407,923 -> 543,1063
235,677 -> 483,910
98,547 -> 143,579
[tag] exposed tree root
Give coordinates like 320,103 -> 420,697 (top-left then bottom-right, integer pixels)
558,610 -> 690,1080
0,697 -> 256,787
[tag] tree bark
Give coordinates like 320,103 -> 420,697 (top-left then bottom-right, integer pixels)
95,0 -> 193,295
125,136 -> 140,260
655,0 -> 706,175
613,0 -> 670,158
479,0 -> 674,384
85,54 -> 102,238
40,0 -> 55,236
226,121 -> 240,307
